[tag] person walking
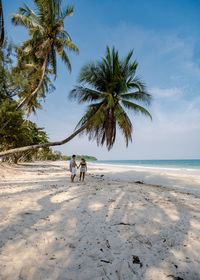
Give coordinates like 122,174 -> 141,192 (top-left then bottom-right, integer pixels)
69,155 -> 77,182
78,158 -> 87,181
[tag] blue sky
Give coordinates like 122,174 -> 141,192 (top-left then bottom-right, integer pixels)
4,0 -> 200,159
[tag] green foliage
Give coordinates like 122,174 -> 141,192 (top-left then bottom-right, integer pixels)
37,148 -> 62,161
0,99 -> 26,151
36,150 -> 97,161
0,98 -> 49,162
0,40 -> 49,163
70,46 -> 152,150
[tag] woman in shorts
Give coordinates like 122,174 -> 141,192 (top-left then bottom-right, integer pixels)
79,158 -> 87,181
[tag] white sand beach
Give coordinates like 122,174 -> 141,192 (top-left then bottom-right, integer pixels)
0,161 -> 200,280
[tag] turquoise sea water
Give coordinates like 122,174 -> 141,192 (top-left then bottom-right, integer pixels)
96,159 -> 200,170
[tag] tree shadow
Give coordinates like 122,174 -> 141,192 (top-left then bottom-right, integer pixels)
0,164 -> 200,279
12,162 -> 67,174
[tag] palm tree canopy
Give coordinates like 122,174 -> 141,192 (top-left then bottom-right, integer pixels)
12,0 -> 79,75
69,46 -> 152,150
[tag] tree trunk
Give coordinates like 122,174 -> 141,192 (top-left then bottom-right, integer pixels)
0,0 -> 4,46
18,150 -> 33,162
17,54 -> 48,110
0,122 -> 88,157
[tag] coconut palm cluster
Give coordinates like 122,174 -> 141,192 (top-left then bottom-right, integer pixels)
0,0 -> 152,161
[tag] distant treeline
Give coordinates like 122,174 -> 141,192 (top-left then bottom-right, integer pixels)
62,155 -> 97,161
37,150 -> 97,161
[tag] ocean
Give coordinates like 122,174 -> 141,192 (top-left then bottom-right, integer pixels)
96,159 -> 200,170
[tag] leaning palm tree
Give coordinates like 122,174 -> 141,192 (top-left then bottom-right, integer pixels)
0,0 -> 4,46
12,0 -> 79,110
0,46 -> 152,157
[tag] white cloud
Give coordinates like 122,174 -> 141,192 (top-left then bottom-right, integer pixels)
151,87 -> 182,98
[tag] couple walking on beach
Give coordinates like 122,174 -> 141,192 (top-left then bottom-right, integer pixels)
69,155 -> 87,182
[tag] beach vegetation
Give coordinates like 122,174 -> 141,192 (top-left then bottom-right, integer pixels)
0,46 -> 152,158
0,40 -> 49,163
0,2 -> 152,161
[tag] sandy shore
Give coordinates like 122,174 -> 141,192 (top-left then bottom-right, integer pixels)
0,161 -> 200,280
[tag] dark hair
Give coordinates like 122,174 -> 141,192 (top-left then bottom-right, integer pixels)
81,158 -> 85,161
72,155 -> 76,157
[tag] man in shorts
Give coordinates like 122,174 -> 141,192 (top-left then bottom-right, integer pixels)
69,155 -> 77,182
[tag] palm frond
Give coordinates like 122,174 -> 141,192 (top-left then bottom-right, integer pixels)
60,49 -> 71,71
121,100 -> 152,119
20,4 -> 42,25
127,76 -> 146,91
58,37 -> 79,54
61,30 -> 72,40
75,101 -> 105,129
124,49 -> 133,65
69,86 -> 105,103
61,5 -> 74,20
12,13 -> 41,29
115,103 -> 132,146
34,0 -> 49,22
78,63 -> 96,84
121,91 -> 152,104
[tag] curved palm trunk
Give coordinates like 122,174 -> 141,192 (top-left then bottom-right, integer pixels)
0,0 -> 4,46
17,54 -> 48,110
0,122 -> 88,157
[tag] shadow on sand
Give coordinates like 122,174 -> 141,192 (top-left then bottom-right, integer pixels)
0,162 -> 200,279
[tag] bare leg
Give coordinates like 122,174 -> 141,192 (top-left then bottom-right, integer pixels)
72,174 -> 76,182
82,172 -> 85,181
79,172 -> 82,181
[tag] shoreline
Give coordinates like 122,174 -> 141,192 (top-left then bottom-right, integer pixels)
90,162 -> 200,198
88,161 -> 200,174
0,161 -> 200,279
93,159 -> 200,171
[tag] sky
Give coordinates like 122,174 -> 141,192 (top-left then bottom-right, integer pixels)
3,0 -> 200,160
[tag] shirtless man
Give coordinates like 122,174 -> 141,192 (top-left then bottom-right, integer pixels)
69,155 -> 77,182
